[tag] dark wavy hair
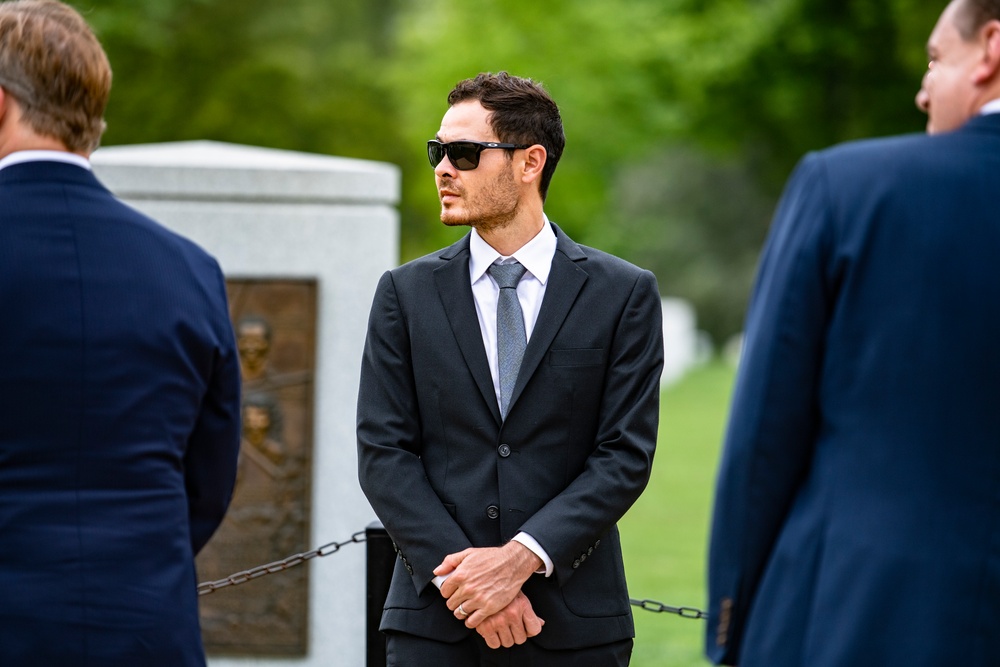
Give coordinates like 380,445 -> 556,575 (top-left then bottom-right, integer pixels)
448,71 -> 565,202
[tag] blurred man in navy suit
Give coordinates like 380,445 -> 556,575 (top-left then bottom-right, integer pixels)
0,2 -> 241,665
706,1 -> 1000,665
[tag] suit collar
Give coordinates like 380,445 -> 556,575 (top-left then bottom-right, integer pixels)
0,158 -> 102,189
433,239 -> 502,423
438,232 -> 471,260
961,112 -> 1000,135
438,219 -> 586,262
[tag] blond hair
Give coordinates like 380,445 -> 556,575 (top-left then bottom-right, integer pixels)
0,0 -> 111,152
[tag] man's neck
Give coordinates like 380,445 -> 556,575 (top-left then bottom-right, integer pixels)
0,92 -> 81,159
475,201 -> 546,257
0,123 -> 79,161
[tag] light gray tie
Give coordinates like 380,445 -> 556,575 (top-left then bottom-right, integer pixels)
489,261 -> 527,419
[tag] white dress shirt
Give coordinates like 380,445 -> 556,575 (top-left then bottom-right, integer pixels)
0,149 -> 90,172
432,219 -> 558,590
980,98 -> 1000,115
469,220 -> 556,400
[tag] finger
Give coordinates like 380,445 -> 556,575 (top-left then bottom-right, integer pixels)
481,630 -> 501,650
524,613 -> 544,637
463,596 -> 505,621
464,609 -> 485,629
511,621 -> 528,645
497,625 -> 515,649
439,576 -> 455,600
432,549 -> 471,576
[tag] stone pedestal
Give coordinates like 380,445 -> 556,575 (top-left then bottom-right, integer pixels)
92,140 -> 399,666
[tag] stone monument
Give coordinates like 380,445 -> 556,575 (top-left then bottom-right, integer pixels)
91,140 -> 399,666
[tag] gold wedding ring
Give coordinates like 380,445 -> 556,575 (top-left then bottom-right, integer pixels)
457,603 -> 469,618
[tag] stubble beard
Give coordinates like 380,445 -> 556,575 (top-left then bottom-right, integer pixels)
439,165 -> 520,233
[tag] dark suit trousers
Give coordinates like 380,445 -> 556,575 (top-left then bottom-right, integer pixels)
386,631 -> 632,667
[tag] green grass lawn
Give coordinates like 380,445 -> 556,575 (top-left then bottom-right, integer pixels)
620,360 -> 736,667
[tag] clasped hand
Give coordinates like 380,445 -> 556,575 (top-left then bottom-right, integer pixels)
433,542 -> 545,649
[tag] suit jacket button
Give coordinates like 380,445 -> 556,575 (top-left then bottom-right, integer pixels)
486,505 -> 500,519
498,444 -> 511,458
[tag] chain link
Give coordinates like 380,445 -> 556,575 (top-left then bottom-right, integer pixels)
630,597 -> 706,620
197,528 -> 705,623
197,530 -> 367,596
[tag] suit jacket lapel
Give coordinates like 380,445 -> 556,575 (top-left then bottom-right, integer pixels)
507,224 -> 588,415
433,235 -> 503,425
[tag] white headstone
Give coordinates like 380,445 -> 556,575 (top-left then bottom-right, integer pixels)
661,297 -> 700,386
92,140 -> 399,667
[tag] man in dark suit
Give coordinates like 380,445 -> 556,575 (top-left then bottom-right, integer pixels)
0,2 -> 241,665
706,1 -> 1000,665
357,72 -> 663,666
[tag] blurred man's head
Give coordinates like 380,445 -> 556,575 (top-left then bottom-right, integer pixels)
0,0 -> 111,154
916,0 -> 1000,133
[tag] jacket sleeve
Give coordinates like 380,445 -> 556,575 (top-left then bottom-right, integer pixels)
183,263 -> 242,555
705,153 -> 836,664
518,268 -> 664,585
357,270 -> 473,595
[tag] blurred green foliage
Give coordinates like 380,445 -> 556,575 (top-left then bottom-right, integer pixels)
78,0 -> 943,343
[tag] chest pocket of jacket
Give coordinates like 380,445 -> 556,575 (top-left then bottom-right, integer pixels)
548,348 -> 604,367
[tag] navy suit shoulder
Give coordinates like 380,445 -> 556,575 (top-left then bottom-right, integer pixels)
804,115 -> 1000,200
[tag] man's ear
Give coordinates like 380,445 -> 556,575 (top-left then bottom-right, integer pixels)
520,144 -> 547,187
973,20 -> 1000,85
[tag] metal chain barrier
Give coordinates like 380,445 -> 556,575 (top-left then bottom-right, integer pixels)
197,527 -> 708,621
630,597 -> 706,620
197,530 -> 367,596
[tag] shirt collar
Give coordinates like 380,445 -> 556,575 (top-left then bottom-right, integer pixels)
979,98 -> 1000,116
0,150 -> 91,172
469,216 -> 557,286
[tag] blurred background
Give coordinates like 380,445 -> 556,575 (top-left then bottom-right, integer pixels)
77,1 -> 945,663
83,0 -> 941,350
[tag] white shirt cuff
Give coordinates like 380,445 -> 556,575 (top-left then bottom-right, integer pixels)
512,532 -> 553,577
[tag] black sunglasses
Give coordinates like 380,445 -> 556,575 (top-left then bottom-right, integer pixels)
427,140 -> 529,170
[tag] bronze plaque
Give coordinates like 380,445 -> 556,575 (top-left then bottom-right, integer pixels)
197,279 -> 317,657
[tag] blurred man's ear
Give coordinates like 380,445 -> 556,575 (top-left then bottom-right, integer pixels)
972,20 -> 1000,85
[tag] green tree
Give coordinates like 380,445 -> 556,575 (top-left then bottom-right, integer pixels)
83,0 -> 406,164
390,0 -> 943,342
79,0 -> 946,344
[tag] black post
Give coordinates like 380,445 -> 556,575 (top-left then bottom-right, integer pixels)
366,520 -> 394,667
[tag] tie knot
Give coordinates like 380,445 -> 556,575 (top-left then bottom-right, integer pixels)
489,262 -> 527,289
